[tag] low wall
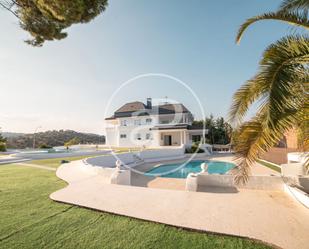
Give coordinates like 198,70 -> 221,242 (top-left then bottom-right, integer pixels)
281,163 -> 306,177
85,147 -> 185,168
298,177 -> 309,193
86,153 -> 136,167
285,185 -> 309,208
195,174 -> 284,191
138,147 -> 185,162
288,152 -> 309,164
139,147 -> 184,159
13,150 -> 110,160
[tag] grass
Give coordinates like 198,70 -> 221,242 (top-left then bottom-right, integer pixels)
257,159 -> 281,173
0,164 -> 273,249
28,155 -> 101,168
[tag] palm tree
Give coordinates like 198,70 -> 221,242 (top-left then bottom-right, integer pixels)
230,0 -> 309,184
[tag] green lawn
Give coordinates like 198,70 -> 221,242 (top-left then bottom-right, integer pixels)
0,164 -> 272,249
29,155 -> 101,168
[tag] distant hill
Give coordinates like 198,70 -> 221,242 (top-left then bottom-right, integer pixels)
5,130 -> 105,149
2,132 -> 25,138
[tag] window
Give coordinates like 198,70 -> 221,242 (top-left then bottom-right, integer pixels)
120,134 -> 127,139
134,119 -> 141,126
120,120 -> 127,126
192,135 -> 201,143
146,133 -> 151,140
146,118 -> 152,124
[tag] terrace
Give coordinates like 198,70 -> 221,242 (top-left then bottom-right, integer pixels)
49,151 -> 309,249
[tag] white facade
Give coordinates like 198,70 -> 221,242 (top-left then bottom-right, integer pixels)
105,100 -> 205,148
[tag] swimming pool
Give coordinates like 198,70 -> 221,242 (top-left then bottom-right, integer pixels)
145,160 -> 235,179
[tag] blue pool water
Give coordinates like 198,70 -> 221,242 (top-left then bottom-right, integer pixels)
145,160 -> 235,179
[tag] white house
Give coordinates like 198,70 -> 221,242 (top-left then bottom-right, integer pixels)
105,98 -> 207,148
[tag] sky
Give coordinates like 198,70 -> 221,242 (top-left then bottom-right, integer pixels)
0,0 -> 293,134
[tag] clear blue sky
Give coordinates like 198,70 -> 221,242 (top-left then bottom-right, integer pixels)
0,0 -> 292,134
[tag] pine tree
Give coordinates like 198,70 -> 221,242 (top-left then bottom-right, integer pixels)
0,0 -> 108,46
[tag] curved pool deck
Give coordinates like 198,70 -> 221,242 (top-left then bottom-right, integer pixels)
50,160 -> 309,249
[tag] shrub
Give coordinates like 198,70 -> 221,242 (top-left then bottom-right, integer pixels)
185,144 -> 204,154
39,144 -> 52,149
0,142 -> 7,152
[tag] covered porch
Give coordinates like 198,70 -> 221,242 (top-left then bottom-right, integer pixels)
151,124 -> 207,147
157,129 -> 188,146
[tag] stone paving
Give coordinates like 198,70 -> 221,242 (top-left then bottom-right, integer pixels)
51,160 -> 309,249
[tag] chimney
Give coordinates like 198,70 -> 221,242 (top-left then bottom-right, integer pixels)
146,98 -> 152,109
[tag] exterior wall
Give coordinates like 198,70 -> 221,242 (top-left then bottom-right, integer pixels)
260,147 -> 299,165
106,116 -> 156,147
105,112 -> 202,148
285,128 -> 299,149
105,127 -> 119,147
105,114 -> 194,148
263,128 -> 301,165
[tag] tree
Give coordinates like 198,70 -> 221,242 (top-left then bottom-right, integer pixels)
229,0 -> 309,184
192,115 -> 232,145
0,128 -> 7,152
64,137 -> 80,150
0,0 -> 108,46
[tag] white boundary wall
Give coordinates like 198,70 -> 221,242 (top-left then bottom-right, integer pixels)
86,153 -> 136,167
288,152 -> 308,164
186,174 -> 285,191
85,147 -> 185,168
13,150 -> 111,160
281,163 -> 306,176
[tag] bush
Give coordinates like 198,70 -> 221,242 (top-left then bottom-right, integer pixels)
0,142 -> 7,152
185,144 -> 204,154
39,144 -> 52,149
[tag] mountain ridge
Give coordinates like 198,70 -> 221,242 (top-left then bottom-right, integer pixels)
4,129 -> 105,149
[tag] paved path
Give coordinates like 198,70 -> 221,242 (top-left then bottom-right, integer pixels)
51,161 -> 309,249
0,158 -> 30,165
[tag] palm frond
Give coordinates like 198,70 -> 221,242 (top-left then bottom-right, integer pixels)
231,36 -> 309,184
230,36 -> 309,124
236,12 -> 309,44
233,103 -> 304,184
279,0 -> 309,13
229,75 -> 270,125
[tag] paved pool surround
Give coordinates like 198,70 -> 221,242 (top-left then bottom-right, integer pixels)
50,157 -> 309,249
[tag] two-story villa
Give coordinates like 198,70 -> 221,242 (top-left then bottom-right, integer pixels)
105,98 -> 206,148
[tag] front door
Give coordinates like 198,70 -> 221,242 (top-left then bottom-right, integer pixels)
164,135 -> 172,146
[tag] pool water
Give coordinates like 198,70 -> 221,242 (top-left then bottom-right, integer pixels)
145,160 -> 235,179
